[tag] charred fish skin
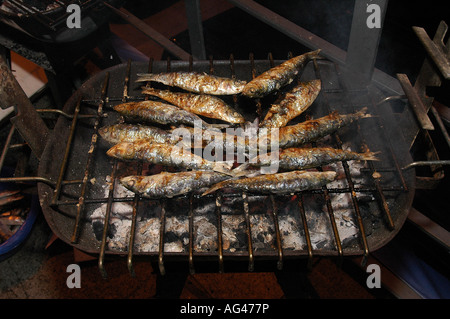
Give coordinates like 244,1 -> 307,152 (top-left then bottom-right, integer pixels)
142,87 -> 245,124
98,123 -> 173,145
260,79 -> 322,128
242,49 -> 321,98
136,72 -> 247,95
113,100 -> 209,128
202,170 -> 337,196
120,171 -> 230,198
106,140 -> 233,173
260,107 -> 371,149
234,147 -> 379,175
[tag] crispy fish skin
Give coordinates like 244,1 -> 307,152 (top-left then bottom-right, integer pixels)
233,147 -> 379,176
202,170 -> 337,196
142,87 -> 245,124
120,171 -> 230,198
169,126 -> 249,152
113,100 -> 210,128
106,140 -> 232,173
136,72 -> 247,95
242,49 -> 321,98
259,79 -> 321,128
99,123 -> 174,145
259,107 -> 371,149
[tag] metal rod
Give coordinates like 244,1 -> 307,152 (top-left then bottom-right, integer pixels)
396,73 -> 434,130
0,125 -> 16,173
249,52 -> 262,120
242,192 -> 254,272
158,200 -> 166,276
336,138 -> 370,266
402,160 -> 450,170
215,193 -> 224,273
51,97 -> 81,206
0,176 -> 55,187
188,194 -> 195,274
99,60 -> 132,278
123,59 -> 132,101
127,162 -> 142,277
323,186 -> 343,259
430,106 -> 450,150
71,73 -> 109,244
98,160 -> 118,279
103,2 -> 192,61
36,108 -> 98,119
413,24 -> 450,80
270,195 -> 283,270
297,194 -> 313,270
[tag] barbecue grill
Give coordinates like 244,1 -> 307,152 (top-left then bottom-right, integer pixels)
32,55 -> 415,277
1,1 -> 448,298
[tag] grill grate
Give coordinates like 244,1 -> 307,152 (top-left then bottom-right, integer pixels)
36,54 -> 415,277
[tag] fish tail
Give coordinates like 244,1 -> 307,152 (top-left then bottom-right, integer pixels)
135,73 -> 158,83
141,87 -> 159,96
360,150 -> 381,161
202,180 -> 228,196
231,162 -> 251,177
212,161 -> 235,176
356,107 -> 372,118
307,49 -> 322,59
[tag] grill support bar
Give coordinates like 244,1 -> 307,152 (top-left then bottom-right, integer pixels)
71,73 -> 109,244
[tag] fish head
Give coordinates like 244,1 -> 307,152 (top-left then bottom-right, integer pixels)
241,82 -> 265,98
120,176 -> 140,189
106,142 -> 136,160
98,126 -> 110,139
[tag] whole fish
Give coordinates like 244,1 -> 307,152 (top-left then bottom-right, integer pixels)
259,107 -> 371,149
99,123 -> 174,145
202,170 -> 337,196
106,140 -> 233,174
259,79 -> 321,128
233,147 -> 379,176
142,87 -> 245,124
120,171 -> 230,198
136,72 -> 247,95
242,49 -> 321,98
113,100 -> 212,129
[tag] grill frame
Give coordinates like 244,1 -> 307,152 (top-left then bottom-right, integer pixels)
36,55 -> 415,276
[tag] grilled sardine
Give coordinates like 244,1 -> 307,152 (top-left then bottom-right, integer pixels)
242,49 -> 321,98
259,79 -> 321,128
106,140 -> 233,174
142,87 -> 245,124
113,100 -> 212,129
136,72 -> 247,95
233,147 -> 379,176
259,107 -> 371,149
99,123 -> 174,145
202,170 -> 337,196
120,171 -> 230,198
